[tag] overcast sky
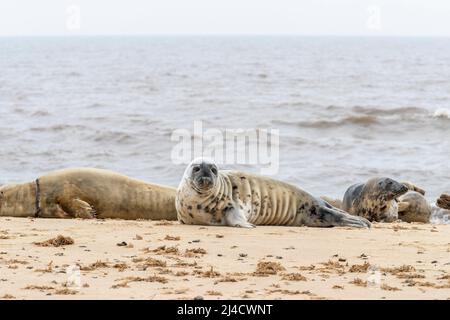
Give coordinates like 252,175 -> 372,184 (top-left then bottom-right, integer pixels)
0,0 -> 449,37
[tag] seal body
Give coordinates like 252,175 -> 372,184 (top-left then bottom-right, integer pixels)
342,177 -> 408,222
176,158 -> 371,228
397,191 -> 431,223
0,168 -> 177,220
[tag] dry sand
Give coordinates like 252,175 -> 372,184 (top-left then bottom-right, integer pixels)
0,217 -> 449,300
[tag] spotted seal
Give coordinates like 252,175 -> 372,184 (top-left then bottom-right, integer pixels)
342,177 -> 408,222
176,158 -> 371,228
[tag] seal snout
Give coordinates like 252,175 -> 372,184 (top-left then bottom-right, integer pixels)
190,160 -> 218,191
386,178 -> 408,199
198,176 -> 213,188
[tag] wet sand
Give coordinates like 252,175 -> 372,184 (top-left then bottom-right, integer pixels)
0,217 -> 449,300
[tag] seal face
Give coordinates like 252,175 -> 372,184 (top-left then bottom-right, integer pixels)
176,158 -> 371,228
342,177 -> 408,222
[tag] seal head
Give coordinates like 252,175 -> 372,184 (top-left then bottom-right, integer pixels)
184,157 -> 218,194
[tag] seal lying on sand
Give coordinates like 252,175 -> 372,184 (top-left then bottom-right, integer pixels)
397,191 -> 431,223
0,168 -> 177,220
342,177 -> 408,222
176,158 -> 370,228
437,193 -> 450,210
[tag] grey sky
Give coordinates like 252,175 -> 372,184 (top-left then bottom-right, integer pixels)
0,0 -> 449,36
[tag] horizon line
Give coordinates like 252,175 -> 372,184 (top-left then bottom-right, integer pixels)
1,33 -> 450,38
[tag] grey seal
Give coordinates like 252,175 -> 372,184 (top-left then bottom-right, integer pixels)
176,158 -> 371,228
0,168 -> 177,220
342,177 -> 408,222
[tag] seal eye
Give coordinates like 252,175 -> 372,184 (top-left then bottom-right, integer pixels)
211,167 -> 218,175
192,166 -> 200,173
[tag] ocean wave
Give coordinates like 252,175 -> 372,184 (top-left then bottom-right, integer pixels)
352,106 -> 427,116
92,131 -> 135,144
273,115 -> 379,128
433,108 -> 450,119
29,124 -> 88,132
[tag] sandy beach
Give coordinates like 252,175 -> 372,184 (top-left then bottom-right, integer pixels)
0,217 -> 449,300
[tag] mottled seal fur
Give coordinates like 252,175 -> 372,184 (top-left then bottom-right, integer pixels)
0,168 -> 177,220
397,191 -> 431,223
342,177 -> 408,222
176,158 -> 370,228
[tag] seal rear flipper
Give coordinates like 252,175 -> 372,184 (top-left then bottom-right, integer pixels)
401,181 -> 426,196
59,198 -> 96,219
303,205 -> 371,229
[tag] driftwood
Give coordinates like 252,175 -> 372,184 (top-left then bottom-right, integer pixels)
436,193 -> 450,210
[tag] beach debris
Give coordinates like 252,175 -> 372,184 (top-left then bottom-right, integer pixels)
254,261 -> 286,276
185,248 -> 207,257
164,235 -> 180,241
151,245 -> 179,255
112,275 -> 168,288
350,278 -> 367,287
349,262 -> 371,273
133,257 -> 166,268
437,193 -> 450,209
381,284 -> 401,291
80,260 -> 110,271
34,235 -> 74,247
116,241 -> 127,247
199,266 -> 221,278
281,273 -> 307,281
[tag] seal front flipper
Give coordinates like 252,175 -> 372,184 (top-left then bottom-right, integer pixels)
225,207 -> 255,228
59,198 -> 96,219
397,201 -> 410,213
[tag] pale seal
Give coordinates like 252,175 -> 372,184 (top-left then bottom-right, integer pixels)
342,177 -> 408,222
397,191 -> 432,223
0,168 -> 177,220
175,158 -> 371,228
